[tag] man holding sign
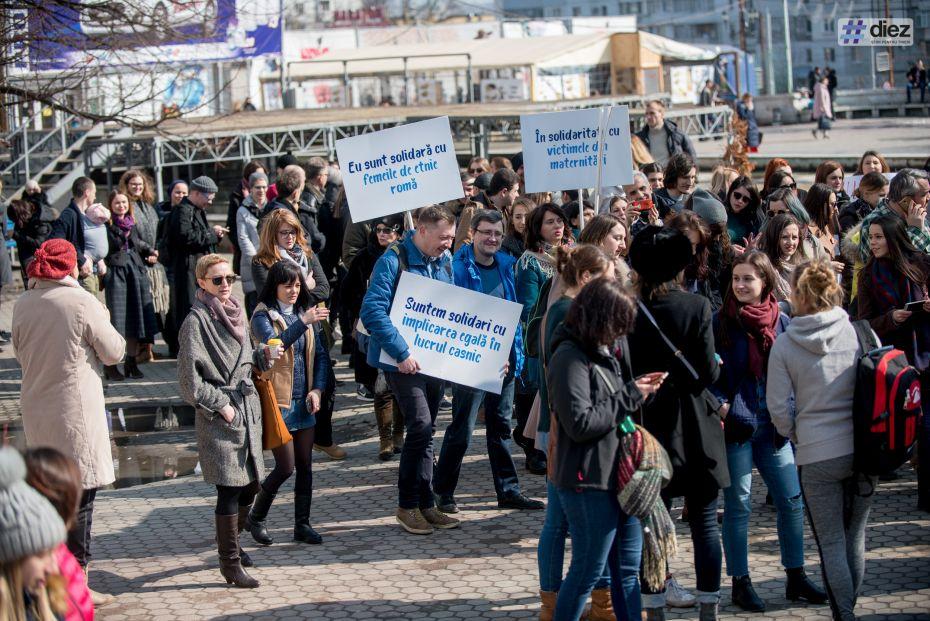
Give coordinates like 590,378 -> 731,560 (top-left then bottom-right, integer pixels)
434,210 -> 545,514
359,206 -> 461,535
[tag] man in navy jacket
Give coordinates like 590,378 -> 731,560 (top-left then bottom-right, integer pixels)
49,177 -> 96,293
434,210 -> 543,514
359,205 -> 461,535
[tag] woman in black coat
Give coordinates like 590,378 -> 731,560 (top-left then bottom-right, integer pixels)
7,198 -> 55,285
627,226 -> 728,621
103,191 -> 158,381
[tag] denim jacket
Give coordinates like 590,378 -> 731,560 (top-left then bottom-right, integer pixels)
359,231 -> 454,371
452,243 -> 524,378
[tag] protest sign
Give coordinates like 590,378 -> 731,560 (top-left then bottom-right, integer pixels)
520,106 -> 634,193
336,116 -> 463,221
379,272 -> 522,394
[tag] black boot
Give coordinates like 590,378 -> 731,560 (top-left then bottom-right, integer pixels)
215,514 -> 259,588
124,359 -> 144,379
104,365 -> 125,381
785,567 -> 828,604
236,506 -> 253,567
731,575 -> 765,612
525,449 -> 547,475
245,485 -> 275,545
294,494 -> 322,544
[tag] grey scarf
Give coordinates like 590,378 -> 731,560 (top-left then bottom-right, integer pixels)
195,288 -> 246,344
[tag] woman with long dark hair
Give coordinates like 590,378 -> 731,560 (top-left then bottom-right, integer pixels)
627,226 -> 727,621
7,198 -> 55,286
712,251 -> 826,612
804,183 -> 841,257
759,213 -> 804,301
669,209 -> 731,312
502,196 -> 534,258
514,203 -> 570,474
724,176 -> 763,250
246,261 -> 333,547
547,278 -> 662,621
856,214 -> 930,512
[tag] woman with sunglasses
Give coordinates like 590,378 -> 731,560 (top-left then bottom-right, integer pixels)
343,215 -> 406,459
467,156 -> 490,176
246,261 -> 332,548
725,176 -> 763,251
178,254 -> 281,589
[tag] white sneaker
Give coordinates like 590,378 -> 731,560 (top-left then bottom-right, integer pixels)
665,577 -> 696,608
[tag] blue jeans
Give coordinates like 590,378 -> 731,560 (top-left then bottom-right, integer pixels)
385,371 -> 445,510
537,479 -> 610,593
434,371 -> 520,500
554,486 -> 642,621
723,423 -> 805,577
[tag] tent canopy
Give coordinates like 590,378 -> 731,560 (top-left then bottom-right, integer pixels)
283,33 -> 614,81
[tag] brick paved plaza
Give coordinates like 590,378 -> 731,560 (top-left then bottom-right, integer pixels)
1,242 -> 928,620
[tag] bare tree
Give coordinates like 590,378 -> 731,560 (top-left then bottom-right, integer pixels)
1,0 -> 239,130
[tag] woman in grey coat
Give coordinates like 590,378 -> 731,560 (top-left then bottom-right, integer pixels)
178,254 -> 279,589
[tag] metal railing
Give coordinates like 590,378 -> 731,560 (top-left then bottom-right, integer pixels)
1,110 -> 83,189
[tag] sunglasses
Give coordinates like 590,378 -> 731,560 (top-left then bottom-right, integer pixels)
210,275 -> 238,286
468,167 -> 484,174
375,226 -> 398,234
766,209 -> 789,218
732,192 -> 750,203
781,183 -> 798,190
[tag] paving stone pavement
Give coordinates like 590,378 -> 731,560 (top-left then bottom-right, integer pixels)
0,283 -> 927,620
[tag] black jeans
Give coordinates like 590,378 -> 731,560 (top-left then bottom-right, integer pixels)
67,488 -> 97,568
642,489 -> 722,603
385,370 -> 444,509
313,378 -> 337,447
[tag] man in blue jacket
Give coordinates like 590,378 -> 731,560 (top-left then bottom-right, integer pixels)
359,205 -> 461,535
434,210 -> 544,515
49,177 -> 98,294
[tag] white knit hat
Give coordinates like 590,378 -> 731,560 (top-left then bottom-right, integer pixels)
0,447 -> 66,563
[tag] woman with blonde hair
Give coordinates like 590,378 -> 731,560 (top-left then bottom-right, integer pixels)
0,447 -> 69,621
252,209 -> 329,306
768,261 -> 875,621
178,254 -> 280,588
630,135 -> 654,168
709,166 -> 740,203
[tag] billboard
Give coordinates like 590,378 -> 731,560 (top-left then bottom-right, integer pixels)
25,0 -> 282,71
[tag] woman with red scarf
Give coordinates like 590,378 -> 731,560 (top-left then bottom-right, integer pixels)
711,251 -> 827,613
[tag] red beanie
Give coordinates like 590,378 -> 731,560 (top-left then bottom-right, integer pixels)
27,239 -> 77,281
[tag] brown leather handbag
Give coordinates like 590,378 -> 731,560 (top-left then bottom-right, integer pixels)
253,373 -> 292,450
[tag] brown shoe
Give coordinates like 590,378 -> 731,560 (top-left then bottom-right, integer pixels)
421,507 -> 460,529
82,567 -> 115,607
589,588 -> 616,621
136,343 -> 154,364
313,443 -> 347,460
396,508 -> 433,535
539,590 -> 557,621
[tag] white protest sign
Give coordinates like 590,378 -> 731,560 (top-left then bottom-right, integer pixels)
379,272 -> 522,394
336,116 -> 463,221
520,106 -> 634,193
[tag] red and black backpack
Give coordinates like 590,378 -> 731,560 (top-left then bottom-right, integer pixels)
852,321 -> 923,476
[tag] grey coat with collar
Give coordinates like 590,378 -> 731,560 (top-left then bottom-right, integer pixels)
178,300 -> 269,487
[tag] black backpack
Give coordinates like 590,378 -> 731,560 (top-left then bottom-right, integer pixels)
851,320 -> 923,476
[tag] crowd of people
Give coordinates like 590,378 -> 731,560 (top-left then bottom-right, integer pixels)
5,108 -> 929,621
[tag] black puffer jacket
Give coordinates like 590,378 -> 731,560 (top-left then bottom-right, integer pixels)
9,204 -> 56,263
546,324 -> 643,491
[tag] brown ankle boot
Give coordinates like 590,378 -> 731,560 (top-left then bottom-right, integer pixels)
215,514 -> 258,588
539,590 -> 557,621
588,588 -> 616,621
374,396 -> 395,460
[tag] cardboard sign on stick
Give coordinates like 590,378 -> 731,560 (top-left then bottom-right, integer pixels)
379,272 -> 522,394
337,116 -> 463,221
520,106 -> 634,193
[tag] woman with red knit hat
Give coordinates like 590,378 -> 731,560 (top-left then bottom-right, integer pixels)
12,238 -> 126,603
